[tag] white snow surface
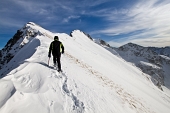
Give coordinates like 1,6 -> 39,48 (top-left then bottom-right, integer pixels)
0,23 -> 170,113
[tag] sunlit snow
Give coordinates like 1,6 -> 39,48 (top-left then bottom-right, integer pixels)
0,22 -> 170,113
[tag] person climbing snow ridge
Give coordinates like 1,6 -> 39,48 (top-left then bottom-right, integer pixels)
48,36 -> 64,72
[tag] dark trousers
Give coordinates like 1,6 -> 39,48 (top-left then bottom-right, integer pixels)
53,54 -> 61,70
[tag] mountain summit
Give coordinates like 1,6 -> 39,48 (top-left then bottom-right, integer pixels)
0,22 -> 170,113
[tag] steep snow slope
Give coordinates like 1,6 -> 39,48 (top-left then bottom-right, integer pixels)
0,22 -> 52,77
0,23 -> 170,113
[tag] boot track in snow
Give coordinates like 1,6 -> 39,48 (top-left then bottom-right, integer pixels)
49,67 -> 85,113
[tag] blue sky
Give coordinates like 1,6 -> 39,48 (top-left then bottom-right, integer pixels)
0,0 -> 170,49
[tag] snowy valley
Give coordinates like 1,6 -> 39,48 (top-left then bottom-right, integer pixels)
0,22 -> 170,113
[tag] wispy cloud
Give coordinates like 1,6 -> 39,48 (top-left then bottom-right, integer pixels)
95,0 -> 170,47
63,16 -> 80,23
0,0 -> 110,26
1,0 -> 169,47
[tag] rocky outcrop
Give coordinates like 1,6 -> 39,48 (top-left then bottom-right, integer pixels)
0,30 -> 23,70
94,39 -> 111,47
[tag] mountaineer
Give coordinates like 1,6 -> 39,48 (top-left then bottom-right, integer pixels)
48,36 -> 64,72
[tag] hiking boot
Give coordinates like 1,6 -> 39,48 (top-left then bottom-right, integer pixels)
57,69 -> 62,72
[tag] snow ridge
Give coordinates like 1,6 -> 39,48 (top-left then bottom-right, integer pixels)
0,22 -> 170,113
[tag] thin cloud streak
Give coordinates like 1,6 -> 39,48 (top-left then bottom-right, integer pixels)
0,0 -> 170,48
96,0 -> 170,47
63,16 -> 80,23
108,37 -> 170,47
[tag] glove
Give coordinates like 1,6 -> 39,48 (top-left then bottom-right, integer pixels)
48,54 -> 51,58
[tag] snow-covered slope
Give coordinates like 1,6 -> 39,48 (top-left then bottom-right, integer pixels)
0,22 -> 170,113
113,43 -> 170,92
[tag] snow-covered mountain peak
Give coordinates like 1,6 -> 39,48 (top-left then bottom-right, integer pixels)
122,42 -> 139,47
120,43 -> 152,53
70,30 -> 93,41
118,43 -> 156,58
0,22 -> 48,74
0,22 -> 170,113
70,30 -> 87,38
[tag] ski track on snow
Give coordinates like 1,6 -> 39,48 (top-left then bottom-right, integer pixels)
64,52 -> 156,113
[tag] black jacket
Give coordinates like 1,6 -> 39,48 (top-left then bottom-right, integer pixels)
49,40 -> 64,56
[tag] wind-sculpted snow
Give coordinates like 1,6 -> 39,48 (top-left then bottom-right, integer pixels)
0,80 -> 16,108
12,63 -> 46,93
0,22 -> 170,113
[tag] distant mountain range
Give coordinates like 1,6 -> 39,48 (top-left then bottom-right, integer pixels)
96,41 -> 170,91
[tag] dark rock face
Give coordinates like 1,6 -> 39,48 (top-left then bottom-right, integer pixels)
94,39 -> 111,48
83,32 -> 93,41
99,39 -> 110,47
0,30 -> 23,70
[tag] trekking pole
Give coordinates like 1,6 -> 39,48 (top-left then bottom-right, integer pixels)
48,57 -> 50,66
